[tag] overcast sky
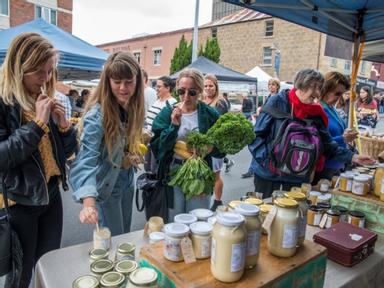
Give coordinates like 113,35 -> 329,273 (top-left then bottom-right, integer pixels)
73,0 -> 213,45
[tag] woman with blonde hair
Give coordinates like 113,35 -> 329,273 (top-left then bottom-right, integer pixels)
151,68 -> 224,222
0,32 -> 77,287
70,51 -> 144,235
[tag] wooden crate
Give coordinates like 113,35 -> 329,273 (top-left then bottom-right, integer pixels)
139,235 -> 327,288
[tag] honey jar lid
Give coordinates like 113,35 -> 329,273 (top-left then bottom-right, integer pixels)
149,232 -> 165,243
284,191 -> 306,201
100,272 -> 125,287
244,198 -> 263,206
354,175 -> 370,181
260,204 -> 273,213
274,198 -> 298,208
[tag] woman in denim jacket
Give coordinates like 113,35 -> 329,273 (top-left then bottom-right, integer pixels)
70,52 -> 145,236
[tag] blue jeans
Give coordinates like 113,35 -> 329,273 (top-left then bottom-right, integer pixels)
97,167 -> 134,236
380,105 -> 384,114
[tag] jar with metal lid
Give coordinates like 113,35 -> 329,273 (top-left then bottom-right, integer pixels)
316,193 -> 332,205
301,183 -> 312,196
211,212 -> 246,283
374,164 -> 384,196
127,267 -> 158,288
147,216 -> 164,234
189,208 -> 214,221
228,200 -> 242,211
348,211 -> 365,228
115,260 -> 138,276
100,271 -> 125,288
259,204 -> 273,234
332,205 -> 348,222
89,248 -> 109,264
115,242 -> 135,261
308,191 -> 321,205
90,259 -> 114,279
339,173 -> 354,192
307,205 -> 322,226
174,213 -> 198,226
268,198 -> 299,258
284,191 -> 307,246
72,275 -> 99,288
190,221 -> 213,259
352,175 -> 370,196
163,223 -> 190,262
93,227 -> 111,250
272,190 -> 285,203
244,198 -> 263,206
325,209 -> 341,228
149,232 -> 165,244
235,203 -> 261,269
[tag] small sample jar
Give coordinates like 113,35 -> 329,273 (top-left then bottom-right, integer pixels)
174,213 -> 198,226
115,260 -> 138,277
100,271 -> 125,288
244,198 -> 263,206
308,191 -> 321,205
211,212 -> 246,283
163,223 -> 190,262
339,173 -> 354,192
228,200 -> 242,211
190,221 -> 213,259
325,209 -> 341,228
284,191 -> 307,246
316,193 -> 332,205
259,204 -> 273,234
93,227 -> 111,250
301,183 -> 312,196
352,175 -> 370,196
149,232 -> 165,244
235,203 -> 261,269
332,206 -> 348,222
190,208 -> 214,221
318,179 -> 331,192
115,242 -> 135,262
72,275 -> 99,288
127,267 -> 158,288
307,205 -> 322,226
90,259 -> 114,279
89,248 -> 109,264
147,216 -> 164,234
268,198 -> 299,258
348,211 -> 365,228
374,164 -> 384,196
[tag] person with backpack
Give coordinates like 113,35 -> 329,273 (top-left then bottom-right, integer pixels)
249,69 -> 374,199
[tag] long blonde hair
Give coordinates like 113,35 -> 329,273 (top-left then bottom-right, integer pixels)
0,32 -> 58,110
80,52 -> 144,160
177,68 -> 204,99
204,74 -> 220,107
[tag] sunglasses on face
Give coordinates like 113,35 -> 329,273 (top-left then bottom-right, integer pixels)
177,88 -> 198,97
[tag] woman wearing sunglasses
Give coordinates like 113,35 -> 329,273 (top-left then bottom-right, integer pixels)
151,68 -> 225,222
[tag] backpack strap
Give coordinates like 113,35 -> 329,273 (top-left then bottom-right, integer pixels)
261,105 -> 292,119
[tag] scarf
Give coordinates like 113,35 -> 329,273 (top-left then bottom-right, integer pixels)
288,89 -> 327,172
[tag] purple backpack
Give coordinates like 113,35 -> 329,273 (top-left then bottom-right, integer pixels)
262,106 -> 323,178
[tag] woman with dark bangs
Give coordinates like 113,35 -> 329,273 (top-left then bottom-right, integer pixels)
70,52 -> 145,235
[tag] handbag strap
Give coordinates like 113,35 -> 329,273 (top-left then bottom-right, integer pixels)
2,173 -> 11,218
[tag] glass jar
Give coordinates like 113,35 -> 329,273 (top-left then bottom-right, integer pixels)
318,179 -> 331,192
268,198 -> 299,258
163,223 -> 190,262
147,216 -> 164,234
352,175 -> 370,196
93,227 -> 111,250
127,267 -> 158,288
301,183 -> 312,196
149,232 -> 165,244
174,213 -> 198,226
228,200 -> 242,211
100,271 -> 125,288
216,205 -> 228,214
244,198 -> 263,206
90,259 -> 114,279
89,248 -> 109,264
380,178 -> 384,202
339,173 -> 354,192
374,164 -> 384,197
316,193 -> 332,205
284,191 -> 307,246
211,212 -> 246,283
115,260 -> 138,276
272,190 -> 285,203
235,203 -> 261,269
332,205 -> 348,222
189,221 -> 213,259
207,216 -> 217,226
259,204 -> 273,235
115,242 -> 135,261
348,211 -> 365,228
308,191 -> 321,205
307,205 -> 322,226
325,209 -> 341,228
189,208 -> 214,221
72,275 -> 99,288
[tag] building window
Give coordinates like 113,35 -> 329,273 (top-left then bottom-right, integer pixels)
265,20 -> 274,37
263,47 -> 272,65
133,52 -> 141,64
153,49 -> 162,65
35,5 -> 57,25
360,61 -> 366,74
344,60 -> 351,73
211,27 -> 217,38
330,58 -> 337,67
0,0 -> 9,16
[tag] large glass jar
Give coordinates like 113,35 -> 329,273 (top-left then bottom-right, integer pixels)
268,198 -> 299,258
284,191 -> 307,246
163,223 -> 190,262
235,203 -> 261,269
259,204 -> 273,235
190,221 -> 213,259
211,212 -> 246,283
374,164 -> 384,197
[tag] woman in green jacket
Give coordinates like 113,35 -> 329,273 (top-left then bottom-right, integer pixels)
151,68 -> 224,222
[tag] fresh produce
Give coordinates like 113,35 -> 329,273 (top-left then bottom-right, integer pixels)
206,113 -> 255,154
173,141 -> 193,159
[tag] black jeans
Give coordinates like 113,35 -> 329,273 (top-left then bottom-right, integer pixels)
9,177 -> 63,288
253,174 -> 296,199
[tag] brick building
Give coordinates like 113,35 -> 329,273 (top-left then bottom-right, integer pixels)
0,0 -> 72,32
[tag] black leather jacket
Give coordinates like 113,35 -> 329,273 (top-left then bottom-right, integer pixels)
0,99 -> 77,206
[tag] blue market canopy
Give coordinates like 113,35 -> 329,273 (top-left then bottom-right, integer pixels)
170,56 -> 257,83
0,19 -> 108,80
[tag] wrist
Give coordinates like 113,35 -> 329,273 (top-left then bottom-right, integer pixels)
82,197 -> 96,207
34,118 -> 50,134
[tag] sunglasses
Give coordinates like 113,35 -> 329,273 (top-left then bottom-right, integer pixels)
177,88 -> 198,97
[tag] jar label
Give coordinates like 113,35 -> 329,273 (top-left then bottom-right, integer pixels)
347,180 -> 353,191
199,237 -> 211,258
314,213 -> 322,226
352,182 -> 364,195
231,242 -> 246,272
381,179 -> 384,194
359,219 -> 365,228
247,231 -> 261,256
181,237 -> 196,264
282,224 -> 298,249
164,237 -> 182,261
262,206 -> 277,234
211,238 -> 216,265
299,215 -> 307,237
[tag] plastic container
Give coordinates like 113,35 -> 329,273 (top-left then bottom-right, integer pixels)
190,221 -> 213,259
174,213 -> 198,226
189,209 -> 214,221
163,223 -> 190,262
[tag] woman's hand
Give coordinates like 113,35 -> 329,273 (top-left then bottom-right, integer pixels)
171,106 -> 182,126
52,100 -> 70,128
35,94 -> 54,124
79,197 -> 98,224
343,129 -> 358,143
352,154 -> 376,166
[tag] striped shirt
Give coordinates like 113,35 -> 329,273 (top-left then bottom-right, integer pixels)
146,98 -> 177,130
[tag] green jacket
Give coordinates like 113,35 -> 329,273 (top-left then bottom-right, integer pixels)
151,101 -> 225,179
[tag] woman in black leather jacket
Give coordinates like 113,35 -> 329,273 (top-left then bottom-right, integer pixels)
0,33 -> 77,287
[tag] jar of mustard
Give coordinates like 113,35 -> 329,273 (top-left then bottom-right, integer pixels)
374,164 -> 384,196
127,267 -> 158,288
348,211 -> 365,228
235,203 -> 261,269
244,198 -> 263,206
284,191 -> 307,246
211,212 -> 246,283
307,205 -> 322,226
325,209 -> 341,228
190,221 -> 213,259
259,204 -> 273,234
268,198 -> 299,258
163,223 -> 190,262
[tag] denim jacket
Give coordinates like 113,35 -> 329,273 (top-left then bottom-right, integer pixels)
70,104 -> 126,202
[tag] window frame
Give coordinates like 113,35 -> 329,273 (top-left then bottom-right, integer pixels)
153,49 -> 162,66
330,58 -> 337,68
35,5 -> 57,25
133,51 -> 141,64
0,0 -> 9,16
262,47 -> 272,66
265,20 -> 274,37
